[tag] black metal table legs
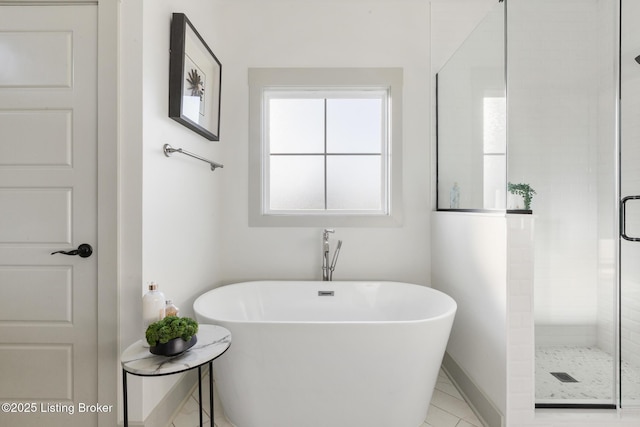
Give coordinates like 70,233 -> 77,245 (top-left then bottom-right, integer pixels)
122,363 -> 214,427
122,369 -> 128,427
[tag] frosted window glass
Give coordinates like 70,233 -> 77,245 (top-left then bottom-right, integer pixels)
327,156 -> 382,210
326,99 -> 383,153
269,99 -> 324,153
269,156 -> 324,210
483,97 -> 506,154
483,155 -> 506,209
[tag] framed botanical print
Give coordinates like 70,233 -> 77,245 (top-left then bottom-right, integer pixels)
169,13 -> 222,141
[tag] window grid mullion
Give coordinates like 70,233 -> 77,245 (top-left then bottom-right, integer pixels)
270,152 -> 381,156
324,98 -> 328,210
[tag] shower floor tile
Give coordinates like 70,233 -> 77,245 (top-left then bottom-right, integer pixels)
536,345 -> 640,402
170,367 -> 486,427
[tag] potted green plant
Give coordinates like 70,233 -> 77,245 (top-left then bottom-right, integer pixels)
507,182 -> 536,211
146,316 -> 199,356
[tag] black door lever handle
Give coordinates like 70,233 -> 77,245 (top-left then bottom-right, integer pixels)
51,243 -> 93,258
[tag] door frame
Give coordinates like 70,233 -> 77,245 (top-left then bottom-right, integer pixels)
96,0 -> 118,426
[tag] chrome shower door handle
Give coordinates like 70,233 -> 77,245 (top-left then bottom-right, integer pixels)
620,196 -> 640,242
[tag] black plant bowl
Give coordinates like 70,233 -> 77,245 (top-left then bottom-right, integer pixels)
150,335 -> 197,357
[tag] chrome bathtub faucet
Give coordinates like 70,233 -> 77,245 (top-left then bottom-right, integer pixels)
322,229 -> 343,281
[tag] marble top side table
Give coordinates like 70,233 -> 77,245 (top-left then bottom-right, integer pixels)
121,324 -> 231,427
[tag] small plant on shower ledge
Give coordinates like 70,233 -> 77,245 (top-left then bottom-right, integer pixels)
508,182 -> 536,211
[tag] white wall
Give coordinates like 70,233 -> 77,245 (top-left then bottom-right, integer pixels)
120,0 -> 432,421
214,0 -> 431,286
120,0 -> 225,421
115,0 -> 640,423
431,212 -> 508,416
429,0 -> 508,421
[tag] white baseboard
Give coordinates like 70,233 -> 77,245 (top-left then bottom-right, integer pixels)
442,352 -> 504,427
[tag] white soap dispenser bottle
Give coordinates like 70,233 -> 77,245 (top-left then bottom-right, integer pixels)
142,282 -> 166,345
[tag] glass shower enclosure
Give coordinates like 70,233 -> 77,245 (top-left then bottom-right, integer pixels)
436,0 -> 640,409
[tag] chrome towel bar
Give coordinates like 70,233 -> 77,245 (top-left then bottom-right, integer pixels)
163,143 -> 224,171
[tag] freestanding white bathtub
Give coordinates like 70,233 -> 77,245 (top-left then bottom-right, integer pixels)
193,281 -> 456,427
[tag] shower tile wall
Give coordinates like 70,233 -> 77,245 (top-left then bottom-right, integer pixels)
508,0 -> 601,343
595,0 -> 620,360
506,215 -> 536,424
621,286 -> 640,367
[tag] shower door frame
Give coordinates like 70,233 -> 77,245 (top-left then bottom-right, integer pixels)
619,0 -> 640,409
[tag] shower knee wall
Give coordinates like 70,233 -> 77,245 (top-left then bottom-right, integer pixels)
431,212 -> 510,422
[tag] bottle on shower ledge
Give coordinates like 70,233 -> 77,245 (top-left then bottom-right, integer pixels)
450,182 -> 460,209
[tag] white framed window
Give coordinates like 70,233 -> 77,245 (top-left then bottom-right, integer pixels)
266,89 -> 388,214
249,68 -> 403,227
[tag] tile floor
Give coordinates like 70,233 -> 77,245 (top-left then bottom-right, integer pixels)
169,368 -> 485,427
536,345 -> 640,403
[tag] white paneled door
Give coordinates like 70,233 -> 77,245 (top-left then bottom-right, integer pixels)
0,5 -> 100,426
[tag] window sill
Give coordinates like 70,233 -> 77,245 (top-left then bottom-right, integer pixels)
248,212 -> 402,228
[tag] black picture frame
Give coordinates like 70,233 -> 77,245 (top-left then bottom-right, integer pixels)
169,13 -> 222,141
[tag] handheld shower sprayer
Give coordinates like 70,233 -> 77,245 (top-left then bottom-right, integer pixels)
322,229 -> 343,281
329,240 -> 343,281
